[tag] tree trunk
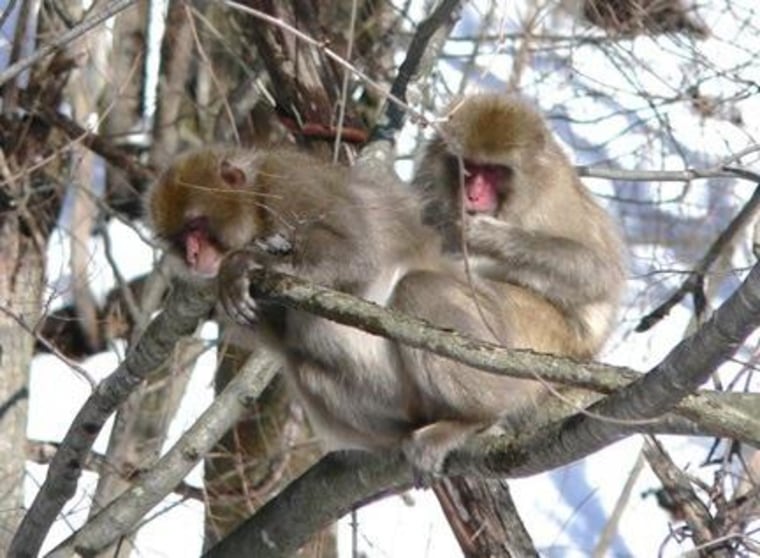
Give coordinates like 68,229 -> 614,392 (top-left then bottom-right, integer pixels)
0,197 -> 45,552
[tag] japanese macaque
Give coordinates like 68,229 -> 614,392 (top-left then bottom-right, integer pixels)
413,93 -> 625,359
145,146 -> 549,470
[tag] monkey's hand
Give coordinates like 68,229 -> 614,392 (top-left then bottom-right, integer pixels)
218,249 -> 264,325
466,215 -> 519,256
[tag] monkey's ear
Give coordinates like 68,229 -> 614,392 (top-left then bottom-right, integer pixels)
220,160 -> 247,188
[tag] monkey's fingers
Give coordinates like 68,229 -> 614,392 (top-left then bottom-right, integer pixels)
222,288 -> 259,325
219,250 -> 265,325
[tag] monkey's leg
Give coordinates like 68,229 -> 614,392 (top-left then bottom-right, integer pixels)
389,270 -> 542,472
391,270 -> 540,557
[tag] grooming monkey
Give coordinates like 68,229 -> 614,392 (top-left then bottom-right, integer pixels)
414,93 -> 625,359
145,146 -> 552,469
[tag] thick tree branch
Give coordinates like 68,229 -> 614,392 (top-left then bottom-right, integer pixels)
23,262 -> 759,556
204,451 -> 411,558
198,411 -> 732,558
9,281 -> 215,558
447,262 -> 760,478
245,266 -> 760,443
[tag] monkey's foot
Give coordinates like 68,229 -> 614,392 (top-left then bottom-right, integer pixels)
403,420 -> 481,479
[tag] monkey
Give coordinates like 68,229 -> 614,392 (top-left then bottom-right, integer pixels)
413,93 -> 625,360
145,145 -> 553,471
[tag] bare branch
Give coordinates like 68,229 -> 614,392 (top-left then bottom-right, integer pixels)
47,349 -> 280,558
637,179 -> 760,331
0,0 -> 138,88
30,104 -> 156,183
9,281 -> 215,558
371,0 -> 463,142
644,438 -> 733,557
204,451 -> 411,558
25,440 -> 204,502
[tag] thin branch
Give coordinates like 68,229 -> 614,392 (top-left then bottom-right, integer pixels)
0,0 -> 138,88
578,146 -> 760,183
0,304 -> 95,387
46,349 -> 280,558
577,165 -> 738,182
592,449 -> 646,558
371,0 -> 463,141
644,438 -> 733,557
224,1 -> 429,130
25,440 -> 204,502
29,103 -> 156,183
9,281 -> 215,558
637,178 -> 760,331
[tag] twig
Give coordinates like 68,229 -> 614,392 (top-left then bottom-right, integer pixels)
637,175 -> 760,331
332,0 -> 359,162
0,304 -> 95,387
371,0 -> 463,141
9,281 -> 215,558
224,1 -> 428,129
0,0 -> 138,88
46,349 -> 280,557
643,438 -> 733,557
25,440 -> 204,502
30,103 -> 156,183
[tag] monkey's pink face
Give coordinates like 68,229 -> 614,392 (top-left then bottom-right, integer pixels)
463,162 -> 508,215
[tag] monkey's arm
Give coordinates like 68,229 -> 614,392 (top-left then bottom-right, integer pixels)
219,222 -> 372,324
218,236 -> 295,324
467,216 -> 619,311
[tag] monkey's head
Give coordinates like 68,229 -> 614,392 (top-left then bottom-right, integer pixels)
419,93 -> 553,221
145,147 -> 264,278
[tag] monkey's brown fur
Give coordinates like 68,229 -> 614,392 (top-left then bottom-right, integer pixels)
414,93 -> 625,359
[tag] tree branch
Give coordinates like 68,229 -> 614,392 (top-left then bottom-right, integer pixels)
637,179 -> 760,331
244,266 -> 760,442
16,262 -> 760,556
9,281 -> 215,558
46,348 -> 280,557
204,451 -> 411,558
0,0 -> 139,88
447,262 -> 760,478
370,0 -> 463,141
